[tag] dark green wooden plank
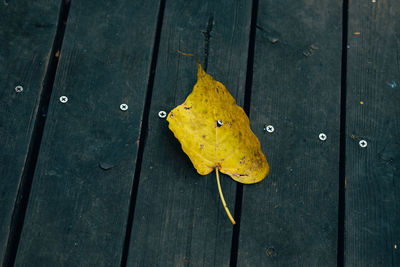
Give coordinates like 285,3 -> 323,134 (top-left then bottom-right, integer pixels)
345,1 -> 400,266
126,0 -> 252,266
237,0 -> 342,266
14,0 -> 161,266
0,0 -> 60,262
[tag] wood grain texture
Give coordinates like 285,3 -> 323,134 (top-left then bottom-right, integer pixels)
13,0 -> 161,265
345,0 -> 400,266
237,0 -> 342,266
0,0 -> 59,262
126,0 -> 252,266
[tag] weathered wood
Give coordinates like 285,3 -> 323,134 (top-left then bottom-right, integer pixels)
344,1 -> 400,266
237,0 -> 342,266
14,0 -> 161,265
126,0 -> 252,266
0,0 -> 60,263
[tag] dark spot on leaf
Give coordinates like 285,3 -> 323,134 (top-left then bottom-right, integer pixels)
202,135 -> 206,138
200,144 -> 204,149
184,106 -> 192,110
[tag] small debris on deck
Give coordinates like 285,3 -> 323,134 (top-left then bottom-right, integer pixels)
267,35 -> 279,44
256,24 -> 279,44
99,162 -> 115,170
303,44 -> 319,57
387,81 -> 397,88
266,247 -> 277,257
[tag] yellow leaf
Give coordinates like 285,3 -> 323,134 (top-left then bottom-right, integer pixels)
167,52 -> 269,224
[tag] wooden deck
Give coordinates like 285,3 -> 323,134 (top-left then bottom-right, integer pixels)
1,0 -> 399,266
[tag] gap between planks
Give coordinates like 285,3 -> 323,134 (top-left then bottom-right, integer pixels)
337,0 -> 349,266
119,0 -> 167,266
2,0 -> 71,266
230,0 -> 259,266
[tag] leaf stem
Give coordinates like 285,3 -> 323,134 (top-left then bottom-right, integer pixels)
215,168 -> 236,225
176,50 -> 201,65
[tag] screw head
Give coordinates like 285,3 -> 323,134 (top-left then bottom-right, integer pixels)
120,103 -> 128,111
359,140 -> 367,148
319,133 -> 327,141
264,125 -> 274,133
217,120 -> 223,127
59,96 -> 68,103
158,111 -> 167,118
15,85 -> 23,93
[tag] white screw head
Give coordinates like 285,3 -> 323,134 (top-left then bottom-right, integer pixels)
120,103 -> 128,111
59,96 -> 68,103
15,85 -> 23,93
264,125 -> 274,133
319,133 -> 327,141
359,140 -> 367,148
158,111 -> 167,118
